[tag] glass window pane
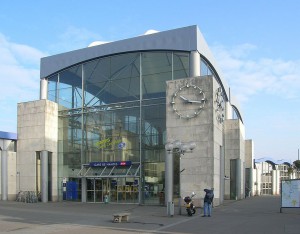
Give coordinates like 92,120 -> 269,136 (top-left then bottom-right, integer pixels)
80,103 -> 140,164
48,75 -> 58,103
59,65 -> 82,109
84,53 -> 140,107
142,52 -> 172,99
173,52 -> 189,79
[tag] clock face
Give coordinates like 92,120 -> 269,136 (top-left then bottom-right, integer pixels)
215,87 -> 225,124
171,83 -> 206,119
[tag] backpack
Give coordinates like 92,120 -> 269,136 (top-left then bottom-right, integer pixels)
206,191 -> 213,203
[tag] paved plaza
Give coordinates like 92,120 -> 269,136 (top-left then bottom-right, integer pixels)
0,196 -> 299,234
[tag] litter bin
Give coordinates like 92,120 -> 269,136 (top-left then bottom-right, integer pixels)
167,201 -> 174,216
104,195 -> 109,204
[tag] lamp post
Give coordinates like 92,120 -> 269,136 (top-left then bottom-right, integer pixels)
165,140 -> 196,216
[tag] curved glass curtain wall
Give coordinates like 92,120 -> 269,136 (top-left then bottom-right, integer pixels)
47,51 -> 189,203
200,58 -> 214,77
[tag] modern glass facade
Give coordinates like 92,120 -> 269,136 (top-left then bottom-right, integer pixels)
12,25 -> 251,205
47,51 -> 190,204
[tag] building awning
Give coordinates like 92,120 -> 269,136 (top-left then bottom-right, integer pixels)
77,162 -> 140,178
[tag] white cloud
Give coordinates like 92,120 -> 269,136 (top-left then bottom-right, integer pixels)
143,29 -> 159,35
0,33 -> 47,132
212,44 -> 300,102
0,26 -> 104,132
212,44 -> 300,162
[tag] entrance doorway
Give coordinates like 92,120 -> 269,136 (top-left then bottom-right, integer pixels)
86,178 -> 139,203
87,178 -> 109,202
79,162 -> 140,203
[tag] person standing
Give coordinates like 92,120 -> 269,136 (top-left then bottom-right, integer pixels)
202,189 -> 214,217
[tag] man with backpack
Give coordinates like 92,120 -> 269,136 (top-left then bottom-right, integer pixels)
202,188 -> 214,217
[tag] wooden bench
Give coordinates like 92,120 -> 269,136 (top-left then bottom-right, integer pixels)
113,213 -> 130,223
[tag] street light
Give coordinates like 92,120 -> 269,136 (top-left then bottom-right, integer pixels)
165,140 -> 196,216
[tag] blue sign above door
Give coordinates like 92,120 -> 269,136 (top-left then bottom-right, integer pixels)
89,161 -> 132,167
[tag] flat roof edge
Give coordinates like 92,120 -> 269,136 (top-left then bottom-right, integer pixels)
40,25 -> 199,78
0,131 -> 17,140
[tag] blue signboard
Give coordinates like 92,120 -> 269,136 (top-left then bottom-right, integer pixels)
89,161 -> 132,167
118,142 -> 126,149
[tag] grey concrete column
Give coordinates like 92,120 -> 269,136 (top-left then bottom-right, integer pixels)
225,102 -> 232,120
275,170 -> 280,194
40,78 -> 48,100
165,150 -> 173,215
256,168 -> 262,195
165,151 -> 173,205
1,150 -> 8,201
271,170 -> 276,195
272,170 -> 280,195
249,168 -> 253,196
220,146 -> 225,204
41,150 -> 48,203
189,51 -> 200,77
236,159 -> 242,200
81,178 -> 87,202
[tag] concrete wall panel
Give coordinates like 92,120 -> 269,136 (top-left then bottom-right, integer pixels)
17,100 -> 58,201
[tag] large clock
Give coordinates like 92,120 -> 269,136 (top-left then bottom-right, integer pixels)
171,83 -> 206,119
214,87 -> 225,124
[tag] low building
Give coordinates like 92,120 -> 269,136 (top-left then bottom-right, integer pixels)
253,158 -> 291,196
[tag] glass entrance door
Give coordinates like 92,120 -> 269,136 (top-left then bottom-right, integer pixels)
87,178 -> 110,202
86,178 -> 139,203
112,178 -> 139,203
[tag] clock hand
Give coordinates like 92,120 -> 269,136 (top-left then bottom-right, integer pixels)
180,95 -> 190,102
188,100 -> 204,103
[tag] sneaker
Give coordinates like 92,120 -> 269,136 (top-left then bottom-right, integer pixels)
202,215 -> 206,217
208,215 -> 211,217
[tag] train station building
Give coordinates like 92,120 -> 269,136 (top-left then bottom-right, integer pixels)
2,25 -> 256,206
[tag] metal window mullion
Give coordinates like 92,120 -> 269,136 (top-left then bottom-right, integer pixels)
126,165 -> 133,176
77,167 -> 85,176
84,167 -> 92,176
135,164 -> 141,177
57,73 -> 60,103
108,166 -> 116,176
172,52 -> 174,80
139,52 -> 143,205
81,64 -> 84,165
100,166 -> 107,176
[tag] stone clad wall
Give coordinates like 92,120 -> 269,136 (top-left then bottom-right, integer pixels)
17,100 -> 58,201
224,119 -> 245,200
245,140 -> 254,168
166,75 -> 223,206
7,151 -> 16,200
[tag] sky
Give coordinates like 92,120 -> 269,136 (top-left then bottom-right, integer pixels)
0,0 -> 299,163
